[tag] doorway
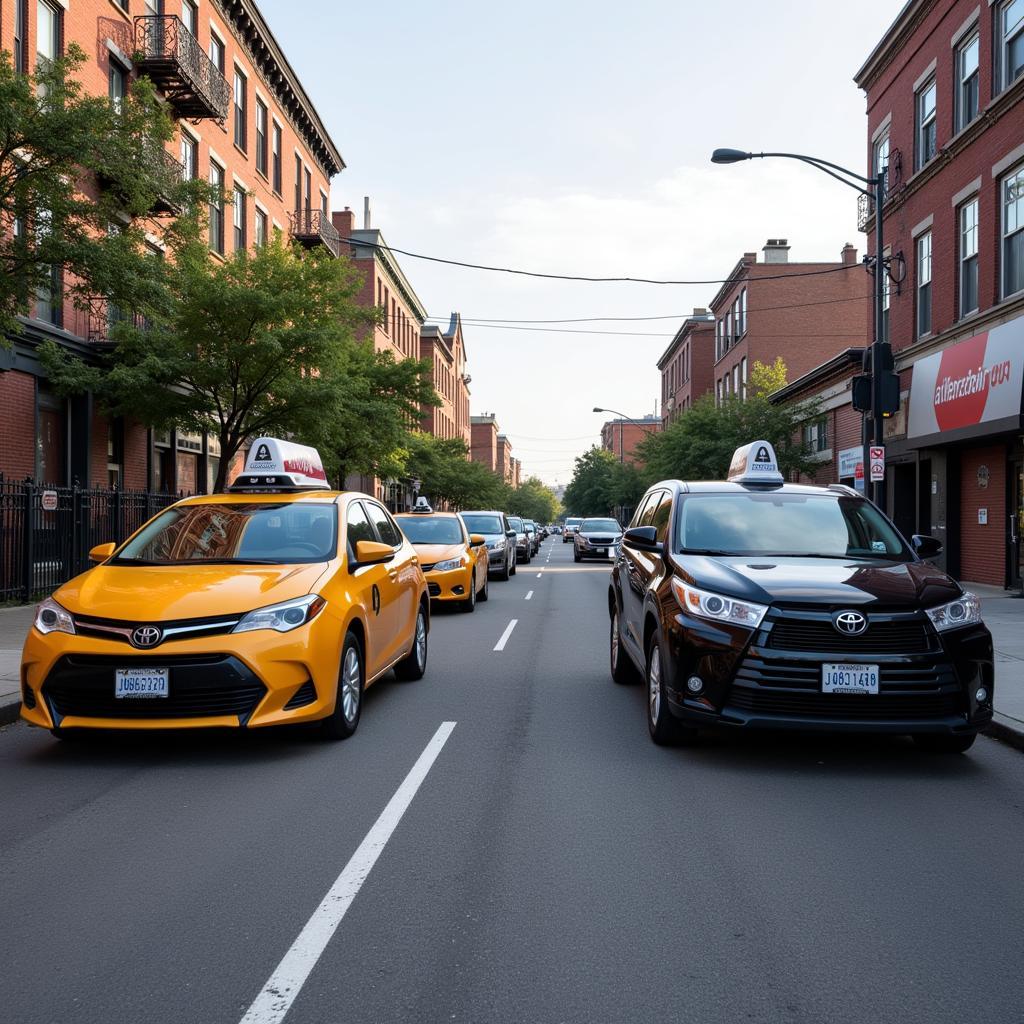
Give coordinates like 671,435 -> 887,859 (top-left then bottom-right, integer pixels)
1011,456 -> 1024,589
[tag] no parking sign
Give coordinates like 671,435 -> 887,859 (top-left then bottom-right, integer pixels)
869,446 -> 885,483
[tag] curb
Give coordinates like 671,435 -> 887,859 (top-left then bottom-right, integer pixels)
983,717 -> 1024,753
0,697 -> 22,728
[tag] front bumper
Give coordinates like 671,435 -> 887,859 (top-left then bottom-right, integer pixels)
20,611 -> 348,731
485,545 -> 507,568
659,609 -> 994,736
425,564 -> 472,601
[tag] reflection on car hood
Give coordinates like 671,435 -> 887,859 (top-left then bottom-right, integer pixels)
676,555 -> 961,609
411,543 -> 465,565
55,563 -> 329,621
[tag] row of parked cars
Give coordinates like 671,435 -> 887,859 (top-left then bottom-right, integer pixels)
459,511 -> 546,575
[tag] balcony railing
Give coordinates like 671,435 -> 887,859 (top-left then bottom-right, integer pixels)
85,297 -> 147,344
98,146 -> 185,215
133,15 -> 230,122
857,193 -> 874,232
289,210 -> 341,258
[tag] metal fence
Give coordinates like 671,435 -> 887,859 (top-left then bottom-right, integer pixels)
0,481 -> 179,603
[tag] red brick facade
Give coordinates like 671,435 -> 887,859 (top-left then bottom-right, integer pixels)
600,418 -> 661,466
657,310 -> 715,426
470,415 -> 499,472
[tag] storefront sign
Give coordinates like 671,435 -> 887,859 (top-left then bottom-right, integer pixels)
908,319 -> 1024,439
978,508 -> 988,525
838,446 -> 862,478
869,446 -> 885,482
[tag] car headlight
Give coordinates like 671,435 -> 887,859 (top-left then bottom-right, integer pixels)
926,592 -> 982,632
486,539 -> 505,551
34,596 -> 76,635
670,579 -> 767,629
232,594 -> 326,634
433,557 -> 464,572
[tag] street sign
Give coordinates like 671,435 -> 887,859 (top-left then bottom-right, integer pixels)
869,446 -> 885,483
41,490 -> 58,511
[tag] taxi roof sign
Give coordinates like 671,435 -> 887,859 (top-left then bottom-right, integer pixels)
727,440 -> 784,486
229,437 -> 329,492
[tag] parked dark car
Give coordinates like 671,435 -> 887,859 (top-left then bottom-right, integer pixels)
507,515 -> 531,565
461,510 -> 517,580
609,441 -> 994,753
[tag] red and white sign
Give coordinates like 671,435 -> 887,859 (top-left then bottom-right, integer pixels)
869,446 -> 885,483
41,490 -> 58,511
908,319 -> 1024,438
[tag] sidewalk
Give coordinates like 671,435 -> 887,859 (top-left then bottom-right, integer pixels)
0,604 -> 34,726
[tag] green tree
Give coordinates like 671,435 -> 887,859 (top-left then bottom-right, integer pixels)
563,446 -> 619,516
506,476 -> 560,523
0,45 -> 209,336
42,233 -> 379,491
403,433 -> 506,510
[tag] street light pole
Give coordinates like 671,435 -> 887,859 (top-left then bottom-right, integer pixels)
710,149 -> 889,510
592,406 -> 654,465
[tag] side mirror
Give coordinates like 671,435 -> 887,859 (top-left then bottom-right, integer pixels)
506,529 -> 517,539
352,539 -> 395,567
912,534 -> 943,559
623,526 -> 661,551
469,534 -> 486,547
89,542 -> 116,563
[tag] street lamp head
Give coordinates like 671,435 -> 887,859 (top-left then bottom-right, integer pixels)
592,406 -> 605,413
711,148 -> 752,164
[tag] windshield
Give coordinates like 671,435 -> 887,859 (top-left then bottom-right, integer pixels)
675,493 -> 911,560
582,519 -> 620,532
566,518 -> 582,526
462,514 -> 503,535
397,516 -> 464,545
114,502 -> 338,565
508,517 -> 524,531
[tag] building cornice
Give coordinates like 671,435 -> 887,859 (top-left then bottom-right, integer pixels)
854,0 -> 937,92
770,348 -> 865,404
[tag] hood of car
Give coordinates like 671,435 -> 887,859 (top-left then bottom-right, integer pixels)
678,555 -> 961,609
55,562 -> 329,621
412,543 -> 465,565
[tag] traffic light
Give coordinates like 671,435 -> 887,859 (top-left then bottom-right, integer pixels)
851,371 -> 900,415
851,374 -> 872,412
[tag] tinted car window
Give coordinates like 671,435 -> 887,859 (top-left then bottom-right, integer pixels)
345,501 -> 377,550
638,490 -> 665,529
462,514 -> 503,534
508,516 -> 525,531
651,492 -> 673,543
366,502 -> 402,547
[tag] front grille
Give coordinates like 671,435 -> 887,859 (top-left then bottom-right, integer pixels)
585,536 -> 615,545
768,618 -> 934,654
283,679 -> 317,710
73,611 -> 242,648
420,563 -> 436,572
22,677 -> 37,710
728,688 -> 961,719
427,582 -> 441,597
43,654 -> 265,723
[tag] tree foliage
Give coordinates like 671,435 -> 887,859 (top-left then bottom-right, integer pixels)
505,476 -> 561,523
403,433 -> 507,511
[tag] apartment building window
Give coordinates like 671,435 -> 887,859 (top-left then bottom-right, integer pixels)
880,258 -> 890,343
955,32 -> 980,132
304,168 -> 312,213
731,297 -> 740,341
725,310 -> 732,349
254,208 -> 267,248
13,0 -> 28,73
739,288 -> 747,335
320,190 -> 328,216
271,121 -> 282,194
36,1 -> 61,70
209,162 -> 224,254
383,287 -> 390,334
802,416 -> 829,453
180,131 -> 197,180
182,0 -> 198,36
233,185 -> 246,250
144,0 -> 162,15
109,60 -> 128,112
715,319 -> 723,359
915,78 -> 937,170
741,357 -> 748,399
959,197 -> 979,316
254,99 -> 268,176
873,131 -> 890,192
1003,164 -> 1024,297
294,155 -> 302,212
209,34 -> 225,76
916,231 -> 932,337
732,363 -> 740,396
233,70 -> 247,152
997,0 -> 1024,91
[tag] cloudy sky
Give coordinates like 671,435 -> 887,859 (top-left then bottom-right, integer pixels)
260,0 -> 899,486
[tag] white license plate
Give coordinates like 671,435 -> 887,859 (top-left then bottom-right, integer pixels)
115,667 -> 169,699
597,548 -> 607,556
822,663 -> 879,695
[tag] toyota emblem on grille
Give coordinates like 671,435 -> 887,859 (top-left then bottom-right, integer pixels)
131,625 -> 162,648
833,610 -> 868,636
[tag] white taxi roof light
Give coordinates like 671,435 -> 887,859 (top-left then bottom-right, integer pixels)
229,437 -> 329,492
727,440 -> 784,486
412,497 -> 434,514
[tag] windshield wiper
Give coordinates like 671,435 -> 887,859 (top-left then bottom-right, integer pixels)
681,548 -> 735,556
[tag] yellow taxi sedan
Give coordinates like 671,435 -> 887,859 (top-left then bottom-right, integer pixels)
394,507 -> 489,613
20,438 -> 428,741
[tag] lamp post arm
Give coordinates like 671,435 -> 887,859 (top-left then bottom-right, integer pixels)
750,152 -> 877,197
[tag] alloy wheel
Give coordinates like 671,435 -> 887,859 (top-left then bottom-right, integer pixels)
341,645 -> 361,723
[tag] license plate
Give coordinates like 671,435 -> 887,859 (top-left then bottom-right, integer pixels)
822,663 -> 879,695
115,667 -> 169,699
597,548 -> 607,556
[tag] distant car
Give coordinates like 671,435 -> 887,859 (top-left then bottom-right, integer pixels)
460,510 -> 517,581
574,517 -> 623,562
507,515 -> 531,564
524,520 -> 540,555
563,517 -> 583,543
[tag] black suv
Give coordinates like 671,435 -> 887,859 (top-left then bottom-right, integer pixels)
609,442 -> 994,753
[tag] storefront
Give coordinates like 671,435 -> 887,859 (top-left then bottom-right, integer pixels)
905,317 -> 1024,589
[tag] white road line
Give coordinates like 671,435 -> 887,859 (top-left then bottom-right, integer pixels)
493,619 -> 518,651
525,590 -> 533,600
239,722 -> 457,1024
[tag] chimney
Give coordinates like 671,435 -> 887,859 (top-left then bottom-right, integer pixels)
363,196 -> 372,229
743,251 -> 758,264
762,238 -> 790,264
841,242 -> 858,266
332,206 -> 354,239
692,307 -> 707,316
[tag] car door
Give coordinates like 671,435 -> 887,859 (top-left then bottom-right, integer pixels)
344,499 -> 395,679
364,500 -> 418,667
619,490 -> 665,654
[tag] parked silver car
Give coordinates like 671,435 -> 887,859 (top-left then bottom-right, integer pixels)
574,517 -> 623,562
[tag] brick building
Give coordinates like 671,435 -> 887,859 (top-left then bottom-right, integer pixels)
470,414 -> 500,472
855,0 -> 1024,587
0,0 -> 342,494
599,417 -> 662,465
496,434 -> 514,484
419,315 -> 471,446
657,309 -> 715,426
709,239 -> 868,404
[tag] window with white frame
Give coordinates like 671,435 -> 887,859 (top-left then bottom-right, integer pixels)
915,78 -> 937,170
959,197 -> 979,317
209,162 -> 224,254
182,0 -> 198,36
233,69 -> 246,152
741,356 -> 748,399
233,185 -> 246,250
108,59 -> 128,112
271,121 -> 282,194
1003,164 -> 1024,297
955,31 -> 980,132
998,0 -> 1024,92
36,0 -> 60,70
732,363 -> 740,396
255,99 -> 268,176
916,231 -> 932,336
880,256 -> 890,343
873,131 -> 890,193
739,288 -> 747,335
802,416 -> 829,453
179,131 -> 197,180
209,33 -> 225,75
254,208 -> 267,248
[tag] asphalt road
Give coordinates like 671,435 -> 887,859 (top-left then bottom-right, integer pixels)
2,536 -> 1024,1024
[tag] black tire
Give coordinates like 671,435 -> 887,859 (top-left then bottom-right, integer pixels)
496,555 -> 511,582
646,633 -> 698,746
573,549 -> 582,563
322,630 -> 364,740
49,728 -> 85,742
510,556 -> 517,577
610,608 -> 641,685
522,548 -> 531,565
460,572 -> 477,613
395,604 -> 428,681
912,732 -> 977,754
478,571 -> 490,602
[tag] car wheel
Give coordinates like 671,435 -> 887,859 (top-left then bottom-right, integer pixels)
49,728 -> 85,742
460,572 -> 477,613
509,554 -> 517,577
647,634 -> 698,746
573,549 -> 581,563
610,608 -> 641,685
912,732 -> 977,754
478,571 -> 489,602
322,631 -> 364,740
522,548 -> 531,565
496,555 -> 510,581
395,604 -> 428,681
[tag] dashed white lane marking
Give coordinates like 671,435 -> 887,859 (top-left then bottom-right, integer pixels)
525,591 -> 533,600
239,721 -> 457,1024
536,572 -> 542,578
493,619 -> 518,651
